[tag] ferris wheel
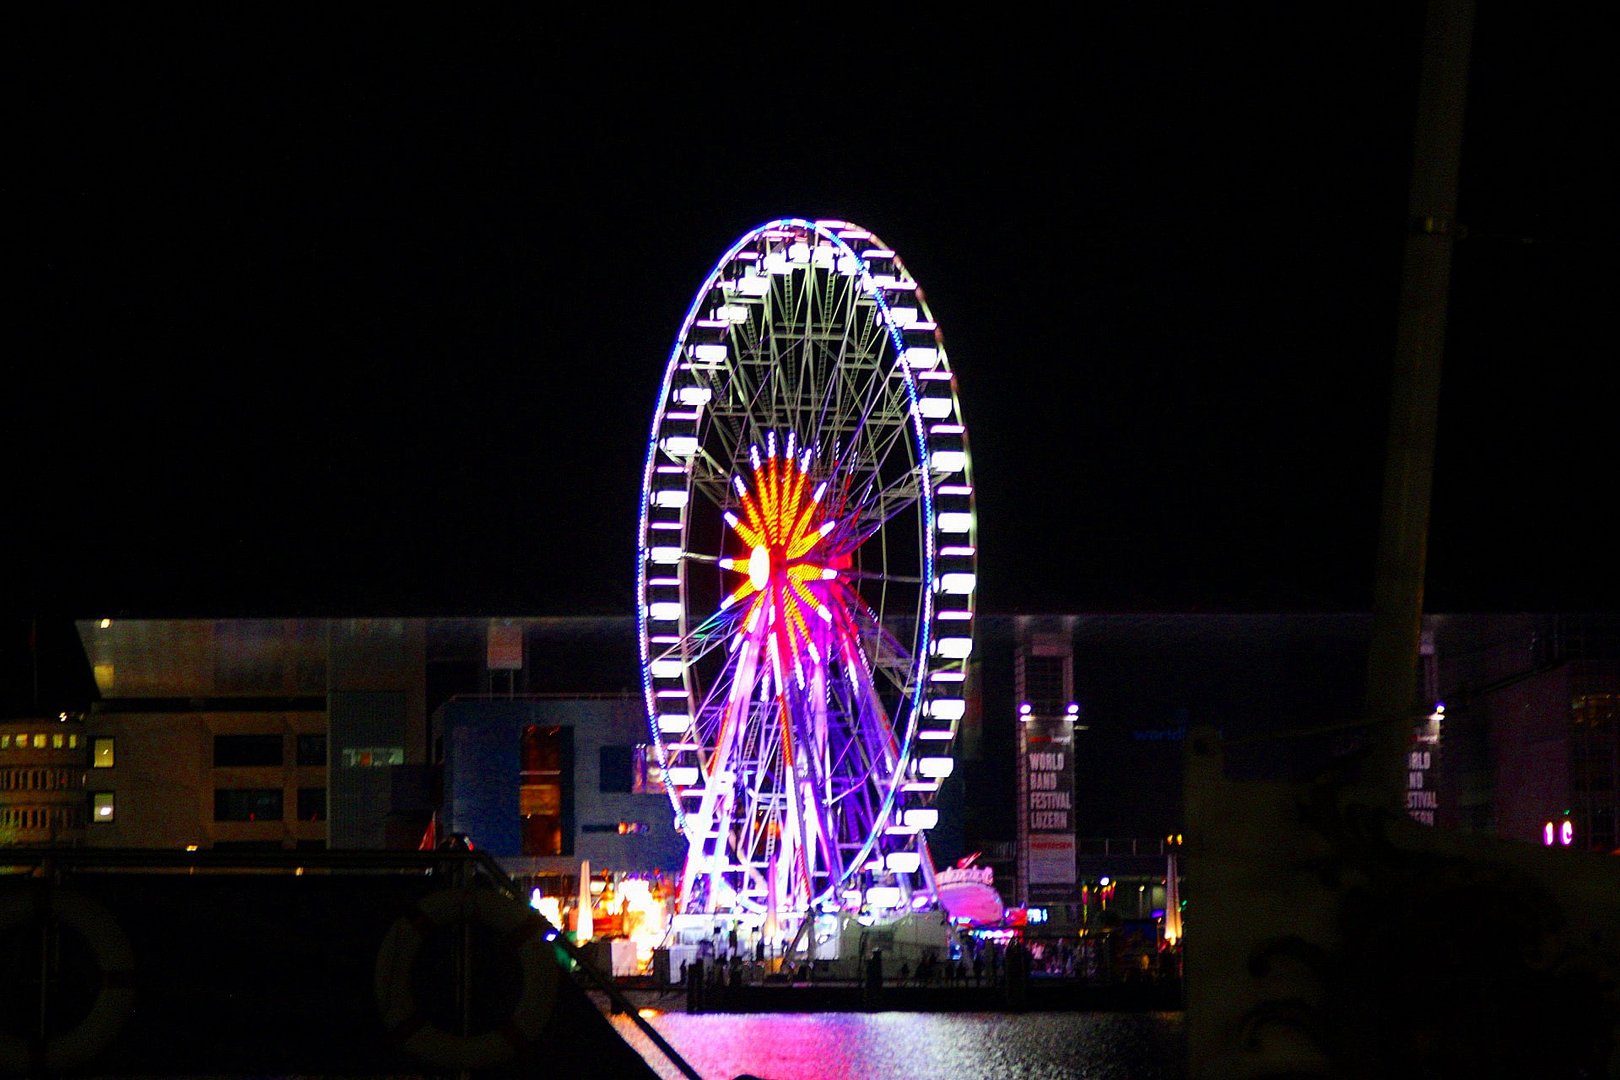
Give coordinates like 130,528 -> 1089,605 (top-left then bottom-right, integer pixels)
636,219 -> 975,923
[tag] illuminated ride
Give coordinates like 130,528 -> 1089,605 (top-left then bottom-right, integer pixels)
636,219 -> 975,936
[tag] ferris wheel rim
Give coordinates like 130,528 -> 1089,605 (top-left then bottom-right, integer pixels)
636,218 -> 974,913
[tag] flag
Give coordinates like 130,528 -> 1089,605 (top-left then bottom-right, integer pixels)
418,812 -> 438,852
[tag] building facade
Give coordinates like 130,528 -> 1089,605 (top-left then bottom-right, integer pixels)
0,715 -> 90,845
18,611 -> 1611,891
71,618 -> 425,852
435,694 -> 686,887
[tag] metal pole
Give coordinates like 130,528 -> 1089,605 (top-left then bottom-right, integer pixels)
1364,0 -> 1475,813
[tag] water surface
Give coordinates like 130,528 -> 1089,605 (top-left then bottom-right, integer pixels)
612,1010 -> 1187,1080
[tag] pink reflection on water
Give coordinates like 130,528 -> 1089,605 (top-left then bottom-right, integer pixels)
612,1010 -> 1187,1080
626,1013 -> 860,1080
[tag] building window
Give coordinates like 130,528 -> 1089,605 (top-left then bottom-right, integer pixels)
91,792 -> 115,823
0,734 -> 9,748
297,787 -> 327,822
599,745 -> 634,793
214,734 -> 284,767
581,821 -> 650,834
93,738 -> 115,768
214,788 -> 284,822
341,747 -> 403,768
296,734 -> 328,767
521,724 -> 571,857
633,744 -> 667,795
51,733 -> 65,749
32,734 -> 46,749
68,734 -> 79,748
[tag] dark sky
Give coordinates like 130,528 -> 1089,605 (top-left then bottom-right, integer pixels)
15,6 -> 1615,622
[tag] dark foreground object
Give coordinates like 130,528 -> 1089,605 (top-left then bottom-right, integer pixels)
0,849 -> 664,1078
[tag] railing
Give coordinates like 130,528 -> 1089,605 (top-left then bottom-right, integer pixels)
1075,837 -> 1178,856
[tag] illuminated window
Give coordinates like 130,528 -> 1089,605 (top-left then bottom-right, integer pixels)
341,747 -> 403,768
633,745 -> 667,795
91,792 -> 115,823
581,821 -> 649,834
52,733 -> 65,749
32,734 -> 46,749
0,734 -> 9,748
521,725 -> 571,857
93,739 -> 115,768
68,734 -> 78,749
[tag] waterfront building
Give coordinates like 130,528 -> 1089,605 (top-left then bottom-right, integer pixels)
68,618 -> 426,852
1,611 -> 1606,918
0,713 -> 90,844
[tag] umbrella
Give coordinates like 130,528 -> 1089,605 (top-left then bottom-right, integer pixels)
577,859 -> 593,943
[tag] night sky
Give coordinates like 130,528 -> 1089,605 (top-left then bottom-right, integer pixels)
16,7 -> 1615,623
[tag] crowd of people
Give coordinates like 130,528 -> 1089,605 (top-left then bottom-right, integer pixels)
674,929 -> 1182,990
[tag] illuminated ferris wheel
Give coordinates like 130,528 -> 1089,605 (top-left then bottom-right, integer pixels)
636,219 -> 975,923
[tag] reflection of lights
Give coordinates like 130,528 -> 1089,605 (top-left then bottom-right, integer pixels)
615,877 -> 672,969
533,894 -> 564,931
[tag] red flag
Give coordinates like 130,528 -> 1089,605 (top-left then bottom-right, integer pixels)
418,812 -> 438,851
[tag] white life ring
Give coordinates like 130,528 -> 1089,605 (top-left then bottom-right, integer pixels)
374,886 -> 560,1070
0,885 -> 136,1072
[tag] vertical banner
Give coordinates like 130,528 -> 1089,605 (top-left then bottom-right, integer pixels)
1407,706 -> 1442,826
1022,716 -> 1077,904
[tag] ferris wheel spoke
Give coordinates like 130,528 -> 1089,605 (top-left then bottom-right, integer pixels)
641,220 -> 973,920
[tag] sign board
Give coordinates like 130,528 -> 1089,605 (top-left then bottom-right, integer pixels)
1022,718 -> 1077,903
1407,711 -> 1441,826
487,624 -> 523,671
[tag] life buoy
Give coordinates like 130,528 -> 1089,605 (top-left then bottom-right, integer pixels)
374,886 -> 560,1070
0,885 -> 136,1073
